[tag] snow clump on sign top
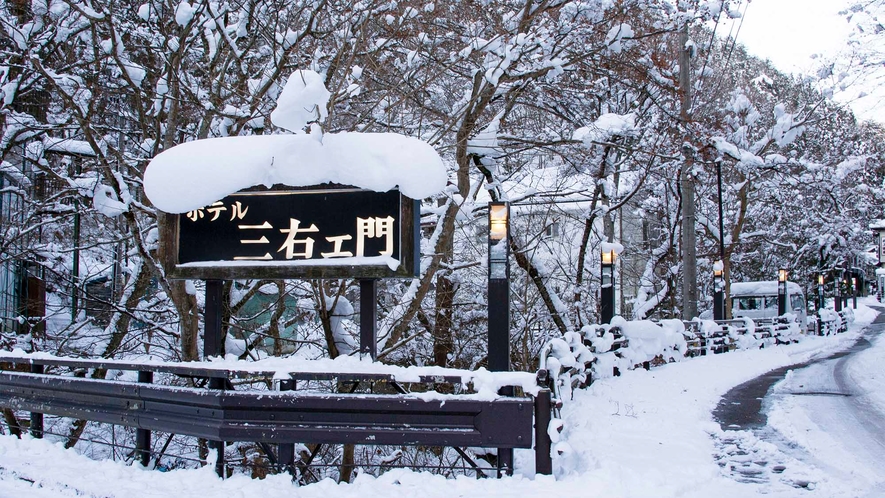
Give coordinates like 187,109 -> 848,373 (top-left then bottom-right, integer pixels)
270,70 -> 331,132
143,70 -> 447,214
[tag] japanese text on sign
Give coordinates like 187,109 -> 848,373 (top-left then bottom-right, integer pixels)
181,194 -> 399,263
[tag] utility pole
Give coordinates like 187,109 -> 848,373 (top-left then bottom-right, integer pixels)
679,22 -> 698,319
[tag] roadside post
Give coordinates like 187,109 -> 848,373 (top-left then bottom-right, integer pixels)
852,277 -> 858,309
487,202 -> 513,476
601,249 -> 616,324
817,274 -> 825,336
874,221 -> 885,302
834,268 -> 843,313
777,269 -> 788,316
713,261 -> 725,320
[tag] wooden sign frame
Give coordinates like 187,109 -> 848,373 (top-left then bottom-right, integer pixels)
158,186 -> 420,280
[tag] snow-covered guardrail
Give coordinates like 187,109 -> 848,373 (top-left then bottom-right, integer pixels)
0,352 -> 553,478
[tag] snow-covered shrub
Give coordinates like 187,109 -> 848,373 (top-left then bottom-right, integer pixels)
773,314 -> 802,344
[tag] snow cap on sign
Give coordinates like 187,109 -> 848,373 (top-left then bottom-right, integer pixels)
143,71 -> 447,213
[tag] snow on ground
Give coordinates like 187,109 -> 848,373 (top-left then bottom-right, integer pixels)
0,302 -> 880,497
847,304 -> 885,415
760,300 -> 885,496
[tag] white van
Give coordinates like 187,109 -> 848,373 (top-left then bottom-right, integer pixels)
731,281 -> 808,332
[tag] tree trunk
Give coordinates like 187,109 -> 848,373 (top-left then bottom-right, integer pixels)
432,269 -> 456,366
339,443 -> 355,483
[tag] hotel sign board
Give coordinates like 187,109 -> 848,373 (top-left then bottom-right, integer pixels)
160,187 -> 420,279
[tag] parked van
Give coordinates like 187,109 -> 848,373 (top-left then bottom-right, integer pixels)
731,281 -> 808,332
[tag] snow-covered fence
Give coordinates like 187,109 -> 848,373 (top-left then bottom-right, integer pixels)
815,308 -> 854,336
0,353 -> 550,480
718,315 -> 804,350
537,312 -> 852,421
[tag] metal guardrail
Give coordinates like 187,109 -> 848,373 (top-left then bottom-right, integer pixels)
0,371 -> 533,447
0,354 -> 552,478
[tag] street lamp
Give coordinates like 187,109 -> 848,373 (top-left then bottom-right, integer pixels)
713,260 -> 724,320
487,202 -> 510,372
872,220 -> 885,267
600,249 -> 616,323
487,201 -> 512,476
817,274 -> 825,311
834,267 -> 843,313
715,158 -> 727,321
777,269 -> 788,316
852,276 -> 858,309
873,221 -> 885,302
489,203 -> 509,280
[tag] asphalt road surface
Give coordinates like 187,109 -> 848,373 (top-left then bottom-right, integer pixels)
714,307 -> 885,493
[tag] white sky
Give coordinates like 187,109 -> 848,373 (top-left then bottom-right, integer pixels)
729,0 -> 884,122
735,0 -> 852,74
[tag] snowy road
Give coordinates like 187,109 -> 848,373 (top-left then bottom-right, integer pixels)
762,309 -> 885,495
711,307 -> 885,494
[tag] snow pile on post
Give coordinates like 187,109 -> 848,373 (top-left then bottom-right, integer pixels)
143,70 -> 447,214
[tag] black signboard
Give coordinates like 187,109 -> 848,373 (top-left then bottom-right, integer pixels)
161,187 -> 420,279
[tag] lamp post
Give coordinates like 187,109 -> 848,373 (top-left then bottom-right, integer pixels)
713,261 -> 724,320
816,274 -> 825,336
834,267 -> 843,313
852,276 -> 858,309
488,202 -> 510,372
873,221 -> 885,302
777,269 -> 788,316
873,220 -> 885,267
600,249 -> 616,324
487,202 -> 512,476
715,158 -> 727,320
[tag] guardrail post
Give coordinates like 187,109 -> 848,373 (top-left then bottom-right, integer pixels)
496,387 -> 514,477
534,371 -> 553,475
360,279 -> 377,360
204,280 -> 223,358
278,379 -> 296,474
29,363 -> 43,438
135,371 -> 153,466
208,376 -> 226,478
